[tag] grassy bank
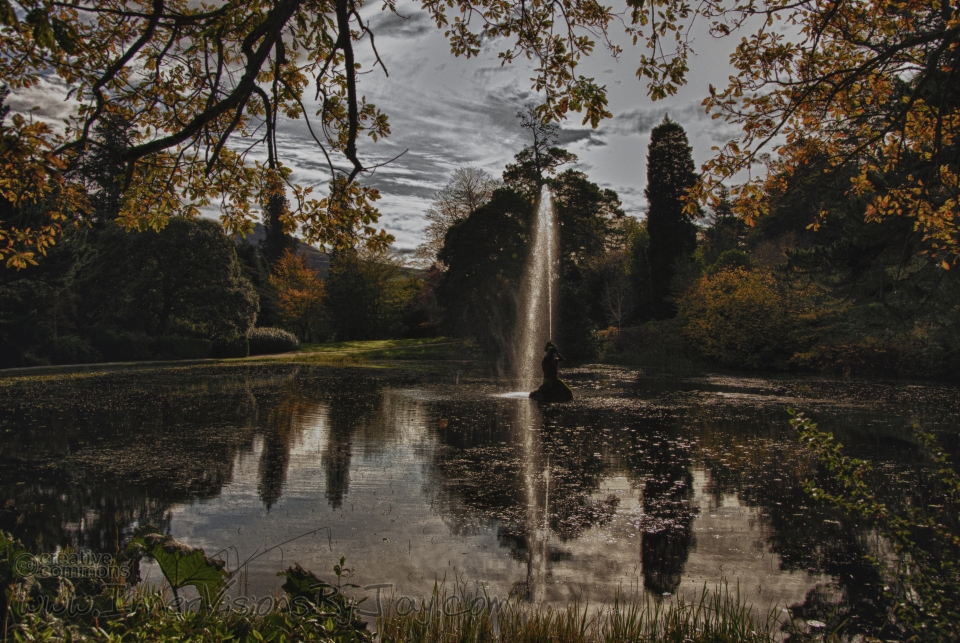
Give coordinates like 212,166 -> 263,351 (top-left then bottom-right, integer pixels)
296,338 -> 474,361
4,571 -> 786,642
0,338 -> 474,378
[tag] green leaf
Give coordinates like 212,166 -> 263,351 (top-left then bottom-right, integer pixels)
26,9 -> 56,50
1,530 -> 30,582
126,525 -> 228,608
51,18 -> 80,55
0,0 -> 18,27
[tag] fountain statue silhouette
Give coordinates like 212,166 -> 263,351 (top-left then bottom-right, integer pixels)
513,184 -> 573,402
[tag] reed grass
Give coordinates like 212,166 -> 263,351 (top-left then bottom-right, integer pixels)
377,580 -> 779,643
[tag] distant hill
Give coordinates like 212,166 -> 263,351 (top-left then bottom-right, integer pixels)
235,223 -> 330,279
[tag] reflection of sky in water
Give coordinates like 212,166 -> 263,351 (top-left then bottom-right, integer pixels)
3,363 -> 958,625
160,377 -> 857,610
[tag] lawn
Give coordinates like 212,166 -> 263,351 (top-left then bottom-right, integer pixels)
291,337 -> 474,361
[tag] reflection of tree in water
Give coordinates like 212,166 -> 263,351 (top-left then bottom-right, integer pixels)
257,378 -> 318,510
695,423 -> 954,641
620,426 -> 697,596
427,399 -> 624,600
0,367 -> 273,551
252,372 -> 392,511
0,365 -> 396,550
425,396 -> 702,599
318,379 -> 383,509
430,402 -> 618,535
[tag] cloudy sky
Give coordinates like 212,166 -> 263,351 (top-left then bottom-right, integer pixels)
6,2 -> 746,252
275,3 -> 746,251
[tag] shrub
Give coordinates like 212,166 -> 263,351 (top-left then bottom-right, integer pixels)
249,327 -> 300,355
678,268 -> 791,369
599,319 -> 705,373
211,334 -> 249,358
41,336 -> 102,365
707,249 -> 751,274
90,326 -> 154,361
151,336 -> 213,359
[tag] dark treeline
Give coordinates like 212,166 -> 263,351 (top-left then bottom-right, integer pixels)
417,112 -> 960,380
618,116 -> 960,380
0,111 -> 422,367
3,104 -> 959,379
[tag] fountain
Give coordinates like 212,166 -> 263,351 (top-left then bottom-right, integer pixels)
512,184 -> 572,402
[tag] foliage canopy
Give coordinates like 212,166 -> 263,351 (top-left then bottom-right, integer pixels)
2,0 -> 957,270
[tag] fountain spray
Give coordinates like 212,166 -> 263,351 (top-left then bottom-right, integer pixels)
512,184 -> 560,390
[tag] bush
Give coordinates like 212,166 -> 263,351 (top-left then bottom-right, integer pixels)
249,327 -> 300,355
599,320 -> 705,373
90,326 -> 154,361
41,336 -> 102,365
151,336 -> 213,359
211,334 -> 249,358
707,249 -> 751,274
678,268 -> 792,369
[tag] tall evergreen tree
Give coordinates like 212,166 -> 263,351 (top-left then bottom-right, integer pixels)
643,117 -> 701,319
260,193 -> 297,267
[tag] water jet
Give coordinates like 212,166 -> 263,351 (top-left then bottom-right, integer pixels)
512,184 -> 572,402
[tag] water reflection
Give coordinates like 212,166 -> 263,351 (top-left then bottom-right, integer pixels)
1,363 -> 958,641
517,399 -> 548,602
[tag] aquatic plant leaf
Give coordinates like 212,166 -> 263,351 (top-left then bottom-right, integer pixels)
126,525 -> 228,608
281,565 -> 326,600
0,530 -> 30,620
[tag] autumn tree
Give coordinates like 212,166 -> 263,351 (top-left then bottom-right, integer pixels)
677,268 -> 791,370
0,0 -> 622,269
270,248 -> 327,342
414,167 -> 500,266
643,117 -> 701,319
658,0 -> 960,266
4,0 -> 951,278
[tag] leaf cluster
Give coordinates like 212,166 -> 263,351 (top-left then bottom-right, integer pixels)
792,409 -> 960,641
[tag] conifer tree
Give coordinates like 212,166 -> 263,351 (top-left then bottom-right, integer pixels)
643,117 -> 701,319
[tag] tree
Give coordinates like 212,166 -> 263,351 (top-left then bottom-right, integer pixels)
4,0 -> 957,271
70,113 -> 136,226
325,245 -> 417,340
270,248 -> 327,341
643,117 -> 701,319
260,183 -> 298,267
677,267 -> 791,369
414,167 -> 500,266
551,168 -> 624,357
642,0 -> 960,266
503,108 -> 578,196
596,250 -> 633,330
235,241 -> 281,328
77,218 -> 258,340
438,188 -> 530,362
701,186 -> 746,266
0,0 -> 620,269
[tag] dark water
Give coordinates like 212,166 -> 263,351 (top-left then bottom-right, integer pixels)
1,363 -> 958,625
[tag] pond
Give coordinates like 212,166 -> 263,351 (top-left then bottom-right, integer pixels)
1,362 -> 958,628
